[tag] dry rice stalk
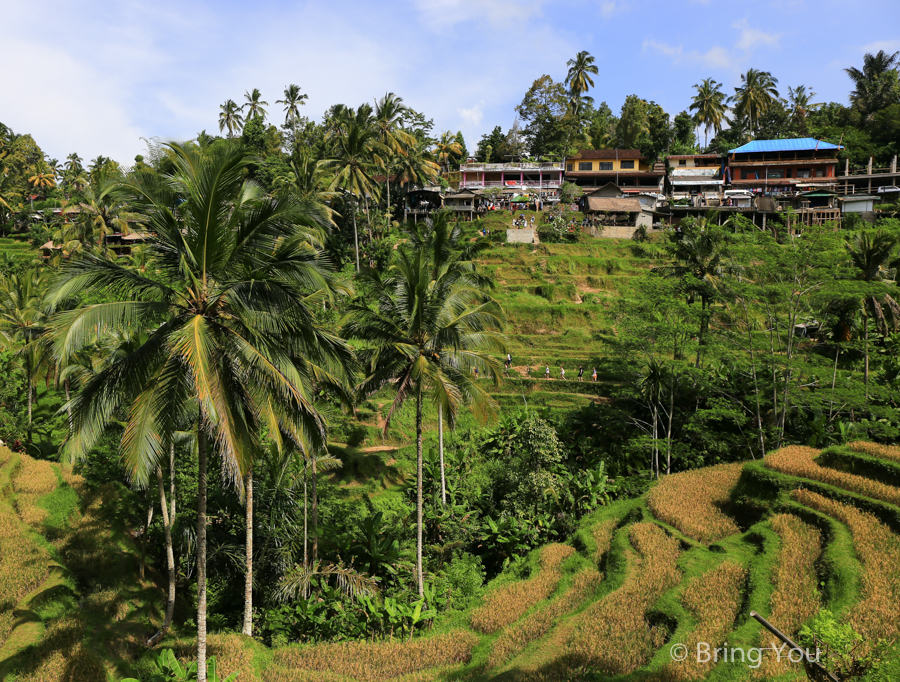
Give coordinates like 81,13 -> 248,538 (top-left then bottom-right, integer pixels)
767,446 -> 900,507
792,489 -> 900,647
12,457 -> 58,495
648,464 -> 743,543
488,568 -> 603,668
0,444 -> 14,468
752,514 -> 822,680
471,543 -> 575,633
271,630 -> 478,682
592,519 -> 617,564
563,522 -> 682,676
847,441 -> 900,464
660,561 -> 747,681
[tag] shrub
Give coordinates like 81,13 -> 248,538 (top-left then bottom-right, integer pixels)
791,489 -> 900,647
471,543 -> 574,633
766,446 -> 900,507
647,463 -> 743,543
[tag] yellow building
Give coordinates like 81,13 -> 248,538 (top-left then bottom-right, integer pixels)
564,149 -> 664,193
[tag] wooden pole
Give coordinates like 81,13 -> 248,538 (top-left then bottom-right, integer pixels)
749,611 -> 838,682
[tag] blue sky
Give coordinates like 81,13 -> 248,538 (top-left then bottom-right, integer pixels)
3,0 -> 899,164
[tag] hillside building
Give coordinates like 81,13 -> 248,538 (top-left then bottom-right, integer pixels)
457,159 -> 564,202
564,150 -> 665,194
727,138 -> 842,194
666,153 -> 724,205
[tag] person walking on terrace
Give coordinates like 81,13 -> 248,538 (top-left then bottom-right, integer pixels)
560,366 -> 566,381
545,365 -> 551,380
578,366 -> 584,381
592,367 -> 597,382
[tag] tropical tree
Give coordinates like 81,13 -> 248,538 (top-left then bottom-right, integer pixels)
277,84 -> 308,126
342,231 -> 506,597
65,181 -> 140,256
373,93 -> 415,218
845,230 -> 900,400
689,78 -> 728,149
653,213 -> 732,368
243,88 -> 269,121
218,99 -> 245,138
46,142 -> 353,678
730,69 -> 780,136
28,159 -> 57,203
845,50 -> 900,121
433,131 -> 463,172
786,85 -> 823,131
0,269 -> 50,445
565,51 -> 598,116
326,118 -> 384,268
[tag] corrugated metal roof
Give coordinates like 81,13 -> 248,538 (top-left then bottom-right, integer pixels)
729,138 -> 843,154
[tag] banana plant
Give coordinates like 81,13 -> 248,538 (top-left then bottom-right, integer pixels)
123,649 -> 238,682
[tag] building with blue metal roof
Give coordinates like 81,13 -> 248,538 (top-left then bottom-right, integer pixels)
728,138 -> 843,154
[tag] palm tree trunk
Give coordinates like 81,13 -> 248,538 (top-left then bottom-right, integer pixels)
864,315 -> 869,404
303,469 -> 308,566
666,378 -> 675,475
26,357 -> 33,444
416,389 -> 424,598
311,456 -> 318,564
65,378 -> 73,435
694,297 -> 707,369
352,201 -> 360,272
139,495 -> 154,580
242,466 -> 253,637
438,404 -> 446,505
829,344 -> 840,422
197,424 -> 208,682
147,459 -> 176,647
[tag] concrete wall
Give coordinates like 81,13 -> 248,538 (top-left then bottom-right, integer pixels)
507,228 -> 538,244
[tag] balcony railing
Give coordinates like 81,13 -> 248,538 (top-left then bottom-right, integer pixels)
461,180 -> 561,189
459,162 -> 564,171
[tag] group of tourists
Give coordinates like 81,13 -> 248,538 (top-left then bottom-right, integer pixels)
512,214 -> 536,228
472,355 -> 598,383
543,365 -> 597,382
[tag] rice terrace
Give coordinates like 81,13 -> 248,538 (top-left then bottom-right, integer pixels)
3,2 -> 900,681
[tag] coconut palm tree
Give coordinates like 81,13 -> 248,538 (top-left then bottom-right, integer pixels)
730,69 -> 780,137
46,142 -> 354,679
393,139 -> 441,189
277,84 -> 308,126
653,213 -> 732,368
845,50 -> 900,121
373,93 -> 415,218
846,230 -> 900,400
65,181 -> 140,256
342,235 -> 505,597
28,159 -> 57,203
433,131 -> 463,173
242,88 -> 269,121
0,269 -> 51,445
218,99 -> 245,138
786,85 -> 823,131
689,78 -> 728,149
565,51 -> 598,115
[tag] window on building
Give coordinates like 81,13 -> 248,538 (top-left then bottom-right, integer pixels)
566,163 -> 573,171
678,159 -> 687,166
816,168 -> 825,177
578,162 -> 592,171
768,169 -> 784,179
620,160 -> 635,169
598,162 -> 613,171
796,169 -> 811,178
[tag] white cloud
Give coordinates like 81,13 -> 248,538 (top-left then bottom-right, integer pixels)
413,0 -> 545,29
601,2 -> 617,17
733,19 -> 781,51
642,40 -> 734,70
861,39 -> 900,55
458,103 -> 485,128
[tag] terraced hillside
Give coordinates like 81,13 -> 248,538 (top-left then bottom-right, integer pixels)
5,440 -> 900,681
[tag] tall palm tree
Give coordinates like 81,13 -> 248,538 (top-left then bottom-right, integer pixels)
47,142 -> 353,679
845,50 -> 900,121
653,213 -> 732,368
433,131 -> 463,173
730,69 -> 780,137
786,85 -> 823,131
28,159 -> 57,203
565,51 -> 598,116
218,99 -> 245,138
373,93 -> 415,218
326,119 -> 384,268
65,180 -> 140,256
689,78 -> 728,149
342,235 -> 505,597
0,269 -> 50,445
393,139 -> 441,189
277,84 -> 308,126
846,230 -> 900,400
242,88 -> 269,121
